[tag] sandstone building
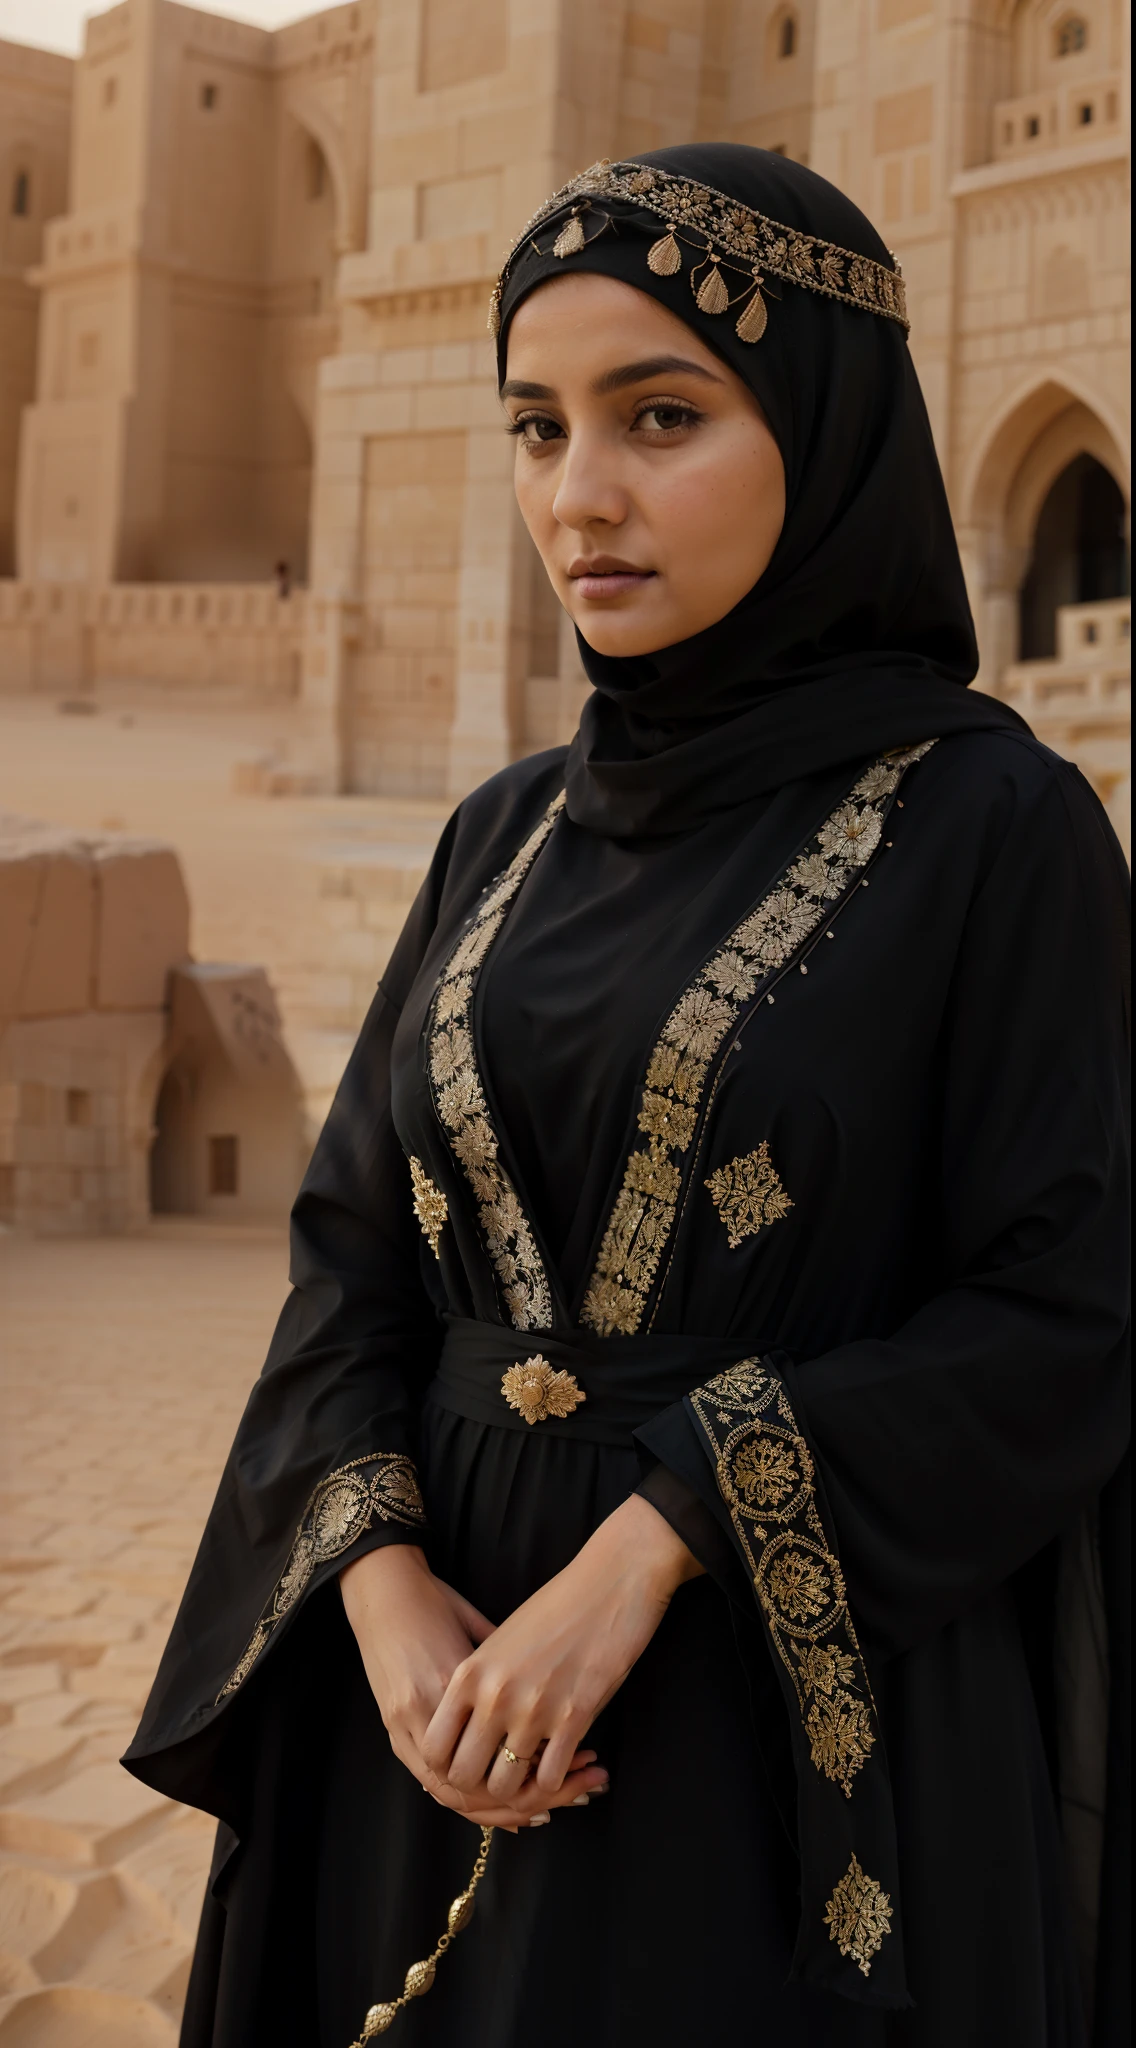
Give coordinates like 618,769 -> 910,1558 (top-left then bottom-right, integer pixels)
0,811 -> 306,1231
0,0 -> 1129,833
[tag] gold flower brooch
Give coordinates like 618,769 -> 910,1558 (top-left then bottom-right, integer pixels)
501,1356 -> 586,1426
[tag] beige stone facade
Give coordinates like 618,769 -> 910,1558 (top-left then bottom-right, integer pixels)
0,1 -> 1129,814
0,36 -> 72,579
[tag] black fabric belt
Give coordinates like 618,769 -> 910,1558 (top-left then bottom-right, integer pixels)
427,1316 -> 754,1447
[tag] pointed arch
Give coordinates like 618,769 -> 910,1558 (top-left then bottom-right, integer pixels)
956,375 -> 1129,687
283,90 -> 355,254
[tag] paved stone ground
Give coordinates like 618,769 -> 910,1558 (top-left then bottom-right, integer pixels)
0,1224 -> 290,2045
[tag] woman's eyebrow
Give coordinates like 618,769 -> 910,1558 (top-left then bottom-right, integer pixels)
592,355 -> 724,393
500,356 -> 725,404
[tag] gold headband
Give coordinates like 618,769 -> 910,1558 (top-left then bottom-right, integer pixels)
489,158 -> 908,345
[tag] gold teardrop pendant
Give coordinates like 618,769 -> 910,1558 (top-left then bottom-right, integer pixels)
553,213 -> 586,258
735,285 -> 768,342
695,262 -> 730,315
647,230 -> 682,277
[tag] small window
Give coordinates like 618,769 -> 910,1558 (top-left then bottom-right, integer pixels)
1077,101 -> 1094,124
1083,621 -> 1098,643
66,1088 -> 92,1127
778,12 -> 797,59
208,1134 -> 239,1195
1026,115 -> 1040,137
1054,16 -> 1088,57
201,82 -> 219,110
12,169 -> 30,216
306,139 -> 326,201
103,76 -> 117,107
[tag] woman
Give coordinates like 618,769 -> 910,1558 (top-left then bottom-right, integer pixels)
125,145 -> 1129,2048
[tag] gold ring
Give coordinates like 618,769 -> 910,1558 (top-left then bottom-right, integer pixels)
500,1746 -> 532,1768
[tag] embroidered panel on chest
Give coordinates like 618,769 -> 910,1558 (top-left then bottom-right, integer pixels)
423,795 -> 564,1332
580,744 -> 934,1335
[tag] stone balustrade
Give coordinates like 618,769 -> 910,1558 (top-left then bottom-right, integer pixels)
993,600 -> 1131,853
994,76 -> 1123,160
0,581 -> 305,698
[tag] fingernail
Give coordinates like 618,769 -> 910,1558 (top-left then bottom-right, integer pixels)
528,1811 -> 551,1826
589,1782 -> 610,1796
571,1793 -> 590,1807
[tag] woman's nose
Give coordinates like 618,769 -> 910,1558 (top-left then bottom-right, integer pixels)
551,431 -> 629,532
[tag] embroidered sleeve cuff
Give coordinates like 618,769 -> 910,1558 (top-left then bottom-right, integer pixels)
217,1453 -> 425,1703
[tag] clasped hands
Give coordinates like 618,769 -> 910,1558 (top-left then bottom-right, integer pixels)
340,1491 -> 702,1833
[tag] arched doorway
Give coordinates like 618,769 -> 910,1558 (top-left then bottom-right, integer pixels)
148,965 -> 307,1220
149,1062 -> 196,1214
1019,455 -> 1130,657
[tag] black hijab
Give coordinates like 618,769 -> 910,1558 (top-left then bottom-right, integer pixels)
496,143 -> 1027,836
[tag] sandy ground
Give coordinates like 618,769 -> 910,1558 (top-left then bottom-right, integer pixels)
0,1224 -> 291,2044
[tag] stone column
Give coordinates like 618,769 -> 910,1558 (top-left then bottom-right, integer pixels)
300,350 -> 373,792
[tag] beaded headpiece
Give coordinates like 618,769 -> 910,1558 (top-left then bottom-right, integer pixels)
489,158 -> 908,346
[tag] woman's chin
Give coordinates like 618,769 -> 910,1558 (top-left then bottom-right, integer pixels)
570,608 -> 685,660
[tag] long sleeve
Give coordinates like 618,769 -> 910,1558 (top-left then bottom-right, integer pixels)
124,818 -> 462,1779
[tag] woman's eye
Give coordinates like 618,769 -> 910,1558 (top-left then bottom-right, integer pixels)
515,415 -> 563,444
635,404 -> 698,433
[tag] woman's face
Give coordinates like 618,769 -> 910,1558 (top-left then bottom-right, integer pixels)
503,271 -> 786,658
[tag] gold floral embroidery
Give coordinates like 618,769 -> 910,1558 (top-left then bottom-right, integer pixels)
217,1454 -> 425,1702
500,1356 -> 587,1425
581,746 -> 934,1336
426,796 -> 564,1332
689,1359 -> 879,1797
705,1141 -> 793,1249
824,1855 -> 894,1977
409,1155 -> 448,1259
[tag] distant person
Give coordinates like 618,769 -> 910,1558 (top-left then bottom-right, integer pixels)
274,559 -> 291,599
125,145 -> 1130,2048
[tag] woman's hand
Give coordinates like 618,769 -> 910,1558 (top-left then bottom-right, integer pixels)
340,1544 -> 606,1829
420,1493 -> 703,1807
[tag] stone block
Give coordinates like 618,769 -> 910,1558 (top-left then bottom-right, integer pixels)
91,844 -> 189,1014
0,821 -> 94,1021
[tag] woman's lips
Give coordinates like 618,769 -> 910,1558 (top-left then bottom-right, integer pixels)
569,568 -> 656,601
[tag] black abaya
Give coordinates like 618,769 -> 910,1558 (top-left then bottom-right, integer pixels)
130,730 -> 1127,2047
124,143 -> 1129,2048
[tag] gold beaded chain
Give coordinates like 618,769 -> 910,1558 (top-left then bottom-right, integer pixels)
349,1827 -> 495,2042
